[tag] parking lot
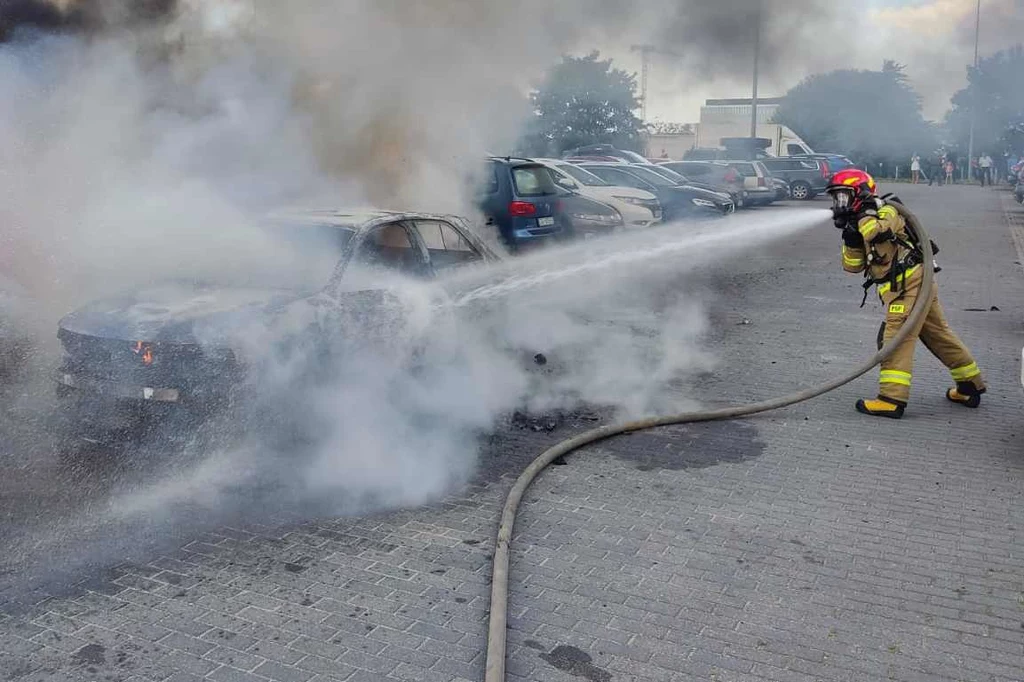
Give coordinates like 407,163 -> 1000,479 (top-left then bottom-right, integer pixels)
0,184 -> 1021,682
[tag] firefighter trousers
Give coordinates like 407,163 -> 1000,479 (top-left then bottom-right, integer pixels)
877,274 -> 985,404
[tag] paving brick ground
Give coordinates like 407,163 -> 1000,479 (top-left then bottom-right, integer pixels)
2,184 -> 1024,682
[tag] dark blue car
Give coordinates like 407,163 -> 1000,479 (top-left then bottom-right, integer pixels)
477,158 -> 567,251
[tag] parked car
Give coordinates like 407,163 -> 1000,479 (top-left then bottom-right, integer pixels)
477,158 -> 568,251
535,159 -> 662,228
55,210 -> 509,445
645,163 -> 743,208
759,157 -> 828,200
658,161 -> 749,208
713,160 -> 776,206
556,189 -> 625,237
578,162 -> 733,221
768,176 -> 789,201
683,147 -> 727,161
562,144 -> 651,165
789,153 -> 855,178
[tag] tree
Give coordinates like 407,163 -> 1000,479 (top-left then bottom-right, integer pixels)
522,52 -> 644,156
774,62 -> 937,172
946,46 -> 1024,157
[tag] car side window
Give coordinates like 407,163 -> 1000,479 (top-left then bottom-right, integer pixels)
355,222 -> 426,276
414,220 -> 483,272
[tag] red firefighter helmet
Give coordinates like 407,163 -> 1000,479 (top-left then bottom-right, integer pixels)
826,168 -> 877,213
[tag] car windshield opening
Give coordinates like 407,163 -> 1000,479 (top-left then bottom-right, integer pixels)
625,165 -> 676,187
556,164 -> 610,187
650,166 -> 688,183
511,165 -> 559,196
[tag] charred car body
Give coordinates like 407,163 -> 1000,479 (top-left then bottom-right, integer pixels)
55,210 -> 503,445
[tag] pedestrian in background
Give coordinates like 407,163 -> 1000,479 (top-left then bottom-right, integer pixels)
944,159 -> 954,184
979,154 -> 993,186
910,155 -> 921,184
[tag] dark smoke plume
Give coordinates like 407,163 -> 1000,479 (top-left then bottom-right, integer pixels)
637,0 -> 838,79
0,0 -> 174,40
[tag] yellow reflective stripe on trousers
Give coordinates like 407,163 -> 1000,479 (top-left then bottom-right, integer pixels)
879,370 -> 912,386
950,362 -> 980,380
877,265 -> 921,295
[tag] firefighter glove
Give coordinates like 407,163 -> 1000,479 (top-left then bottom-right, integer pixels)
832,206 -> 853,230
842,226 -> 863,248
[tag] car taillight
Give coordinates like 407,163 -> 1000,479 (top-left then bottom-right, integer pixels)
820,161 -> 830,178
757,175 -> 766,187
508,201 -> 536,216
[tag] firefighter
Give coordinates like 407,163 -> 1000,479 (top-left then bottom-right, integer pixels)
828,169 -> 985,419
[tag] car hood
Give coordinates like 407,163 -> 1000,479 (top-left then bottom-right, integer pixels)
675,185 -> 733,203
583,186 -> 657,202
684,181 -> 733,196
59,284 -> 306,345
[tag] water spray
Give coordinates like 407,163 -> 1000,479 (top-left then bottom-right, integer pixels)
483,201 -> 935,682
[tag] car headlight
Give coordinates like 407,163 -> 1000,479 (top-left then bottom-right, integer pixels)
575,213 -> 620,224
692,198 -> 717,208
612,195 -> 645,206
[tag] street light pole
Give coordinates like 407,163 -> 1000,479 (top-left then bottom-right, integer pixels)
750,0 -> 761,139
966,0 -> 981,181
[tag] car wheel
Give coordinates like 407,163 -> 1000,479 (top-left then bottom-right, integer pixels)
790,181 -> 812,200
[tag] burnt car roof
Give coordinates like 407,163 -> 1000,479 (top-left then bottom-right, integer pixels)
264,208 -> 501,263
265,208 -> 464,229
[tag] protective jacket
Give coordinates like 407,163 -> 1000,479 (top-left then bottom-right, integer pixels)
841,203 -> 921,303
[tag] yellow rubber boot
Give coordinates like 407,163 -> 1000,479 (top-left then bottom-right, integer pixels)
946,382 -> 983,408
855,397 -> 906,419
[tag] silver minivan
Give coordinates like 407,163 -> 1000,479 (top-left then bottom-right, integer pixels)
714,160 -> 776,206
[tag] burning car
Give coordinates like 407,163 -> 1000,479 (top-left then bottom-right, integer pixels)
55,210 -> 503,446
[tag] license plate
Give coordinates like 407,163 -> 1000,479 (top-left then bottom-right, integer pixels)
537,216 -> 555,227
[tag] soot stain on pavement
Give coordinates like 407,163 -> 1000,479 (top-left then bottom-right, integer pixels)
539,644 -> 612,682
611,420 -> 764,471
72,643 -> 106,666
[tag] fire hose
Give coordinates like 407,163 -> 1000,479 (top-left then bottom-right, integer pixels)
484,201 -> 935,682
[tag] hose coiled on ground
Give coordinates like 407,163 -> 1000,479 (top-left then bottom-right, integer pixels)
484,202 -> 934,682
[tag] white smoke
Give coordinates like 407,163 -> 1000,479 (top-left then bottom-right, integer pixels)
0,0 -> 827,543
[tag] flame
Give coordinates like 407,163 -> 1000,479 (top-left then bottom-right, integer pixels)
132,341 -> 154,366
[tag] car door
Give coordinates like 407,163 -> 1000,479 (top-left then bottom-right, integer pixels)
763,159 -> 791,183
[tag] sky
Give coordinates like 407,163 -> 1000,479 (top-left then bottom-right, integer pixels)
598,0 -> 1019,124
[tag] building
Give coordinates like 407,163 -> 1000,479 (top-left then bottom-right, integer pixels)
645,121 -> 697,160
